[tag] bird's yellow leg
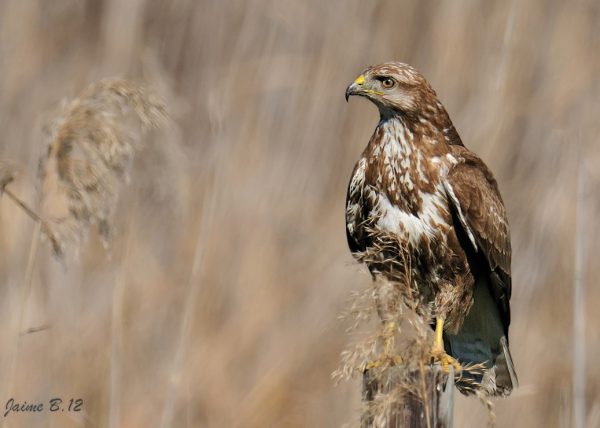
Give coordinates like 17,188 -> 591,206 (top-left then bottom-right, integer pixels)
431,318 -> 462,373
365,321 -> 402,369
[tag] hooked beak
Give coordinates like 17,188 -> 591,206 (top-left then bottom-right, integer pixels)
345,86 -> 353,102
345,74 -> 383,102
345,74 -> 366,102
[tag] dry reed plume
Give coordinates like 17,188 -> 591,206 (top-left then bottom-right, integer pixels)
38,79 -> 168,256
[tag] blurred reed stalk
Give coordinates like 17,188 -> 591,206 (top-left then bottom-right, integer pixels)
109,215 -> 134,428
0,183 -> 44,336
573,153 -> 588,428
0,165 -> 46,334
19,221 -> 41,337
159,177 -> 217,428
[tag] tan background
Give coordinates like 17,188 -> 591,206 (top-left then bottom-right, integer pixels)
0,0 -> 599,427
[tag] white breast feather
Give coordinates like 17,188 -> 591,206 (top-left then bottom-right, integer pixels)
350,118 -> 455,248
374,186 -> 448,246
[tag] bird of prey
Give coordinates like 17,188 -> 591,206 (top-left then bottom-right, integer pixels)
345,62 -> 518,396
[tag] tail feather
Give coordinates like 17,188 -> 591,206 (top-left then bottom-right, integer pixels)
446,333 -> 517,396
494,336 -> 518,393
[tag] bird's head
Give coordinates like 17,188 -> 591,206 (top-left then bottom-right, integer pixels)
345,62 -> 436,119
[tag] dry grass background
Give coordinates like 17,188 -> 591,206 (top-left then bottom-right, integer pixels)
0,0 -> 599,427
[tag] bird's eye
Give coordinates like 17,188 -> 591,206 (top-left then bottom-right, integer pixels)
381,78 -> 395,89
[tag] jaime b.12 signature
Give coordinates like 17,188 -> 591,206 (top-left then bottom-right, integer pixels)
4,397 -> 83,417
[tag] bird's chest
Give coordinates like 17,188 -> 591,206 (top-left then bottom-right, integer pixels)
358,138 -> 451,247
345,124 -> 461,295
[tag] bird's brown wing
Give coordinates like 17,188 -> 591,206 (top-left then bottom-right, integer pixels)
345,158 -> 367,254
443,146 -> 512,332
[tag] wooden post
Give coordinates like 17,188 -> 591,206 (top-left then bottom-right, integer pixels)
362,365 -> 454,428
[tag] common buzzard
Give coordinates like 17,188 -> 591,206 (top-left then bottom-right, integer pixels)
345,62 -> 517,396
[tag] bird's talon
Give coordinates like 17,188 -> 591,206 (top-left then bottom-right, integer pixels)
431,349 -> 462,373
429,318 -> 462,373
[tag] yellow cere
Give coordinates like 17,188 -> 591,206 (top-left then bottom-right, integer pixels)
354,74 -> 366,86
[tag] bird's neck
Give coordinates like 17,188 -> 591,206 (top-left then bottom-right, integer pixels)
377,106 -> 463,147
373,117 -> 418,155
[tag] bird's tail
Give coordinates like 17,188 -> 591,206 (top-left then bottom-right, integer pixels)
445,333 -> 518,396
492,336 -> 518,394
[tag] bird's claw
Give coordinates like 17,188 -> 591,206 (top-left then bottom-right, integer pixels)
431,345 -> 462,373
